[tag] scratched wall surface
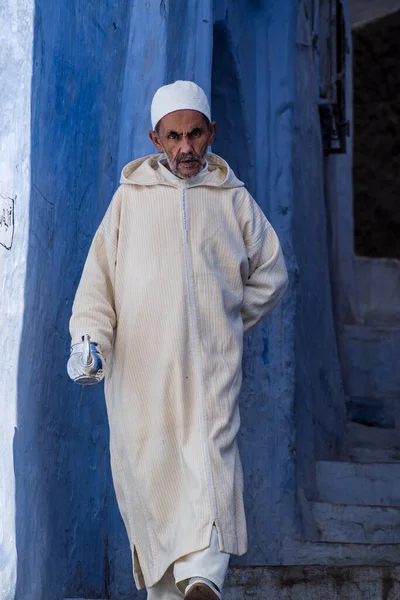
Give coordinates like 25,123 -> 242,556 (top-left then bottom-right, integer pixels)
6,0 -> 347,599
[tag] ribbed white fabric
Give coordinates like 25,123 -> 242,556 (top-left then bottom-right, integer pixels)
69,153 -> 288,590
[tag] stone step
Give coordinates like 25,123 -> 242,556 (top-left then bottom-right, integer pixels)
347,396 -> 400,429
342,324 -> 400,398
64,565 -> 400,599
349,446 -> 400,463
355,256 -> 400,326
316,461 -> 400,506
347,422 -> 400,450
228,565 -> 400,598
312,501 -> 400,544
281,539 -> 400,566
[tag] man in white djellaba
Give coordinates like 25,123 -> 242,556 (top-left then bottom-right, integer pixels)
67,80 -> 288,600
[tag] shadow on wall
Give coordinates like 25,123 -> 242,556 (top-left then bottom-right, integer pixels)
212,5 -> 298,565
212,20 -> 269,565
292,0 -> 347,527
211,20 -> 254,194
14,1 -> 138,599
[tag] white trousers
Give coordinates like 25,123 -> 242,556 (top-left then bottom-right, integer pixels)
147,527 -> 230,599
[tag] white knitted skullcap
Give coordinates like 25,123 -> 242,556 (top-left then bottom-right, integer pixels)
151,80 -> 211,130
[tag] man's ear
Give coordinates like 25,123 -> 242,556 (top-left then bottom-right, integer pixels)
149,130 -> 163,152
207,121 -> 217,147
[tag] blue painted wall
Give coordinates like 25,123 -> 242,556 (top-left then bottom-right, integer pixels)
211,0 -> 299,564
15,2 -> 133,599
14,1 -> 346,598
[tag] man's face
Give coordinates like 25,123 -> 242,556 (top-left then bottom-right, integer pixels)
149,110 -> 216,179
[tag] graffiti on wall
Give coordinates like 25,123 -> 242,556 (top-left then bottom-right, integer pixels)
0,195 -> 15,250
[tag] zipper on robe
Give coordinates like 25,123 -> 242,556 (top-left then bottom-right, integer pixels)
181,188 -> 217,522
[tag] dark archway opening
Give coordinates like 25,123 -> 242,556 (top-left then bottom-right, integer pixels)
353,10 -> 400,258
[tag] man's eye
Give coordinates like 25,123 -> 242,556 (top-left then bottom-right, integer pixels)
190,129 -> 201,138
168,132 -> 178,140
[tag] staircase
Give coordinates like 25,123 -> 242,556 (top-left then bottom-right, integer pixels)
310,257 -> 400,563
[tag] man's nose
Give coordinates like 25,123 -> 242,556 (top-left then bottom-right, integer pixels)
180,135 -> 194,154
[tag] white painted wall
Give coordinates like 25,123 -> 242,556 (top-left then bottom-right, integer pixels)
350,0 -> 400,26
0,1 -> 34,598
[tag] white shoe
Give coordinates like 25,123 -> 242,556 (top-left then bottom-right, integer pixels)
184,577 -> 221,599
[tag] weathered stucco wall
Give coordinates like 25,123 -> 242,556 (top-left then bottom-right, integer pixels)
0,1 -> 34,599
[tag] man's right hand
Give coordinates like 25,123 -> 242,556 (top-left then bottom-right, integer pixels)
67,335 -> 105,385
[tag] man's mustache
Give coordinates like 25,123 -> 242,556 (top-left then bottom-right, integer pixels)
176,153 -> 201,164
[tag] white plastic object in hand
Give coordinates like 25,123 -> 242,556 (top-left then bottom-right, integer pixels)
67,334 -> 105,385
